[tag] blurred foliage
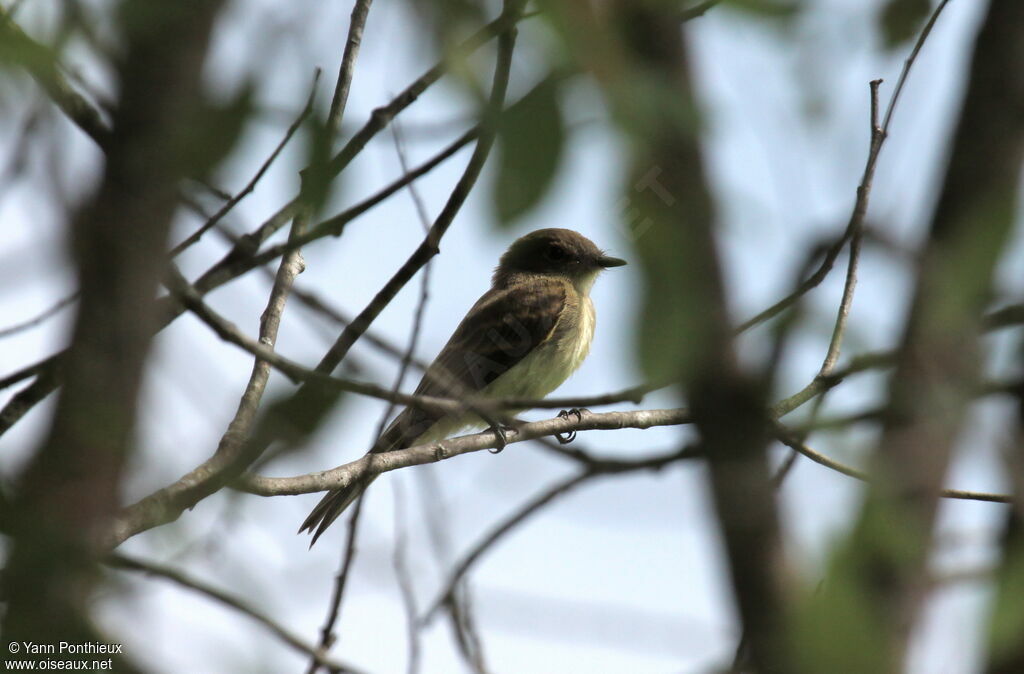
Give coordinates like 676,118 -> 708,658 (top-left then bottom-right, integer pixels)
793,497 -> 928,673
879,0 -> 932,49
720,0 -> 803,20
180,81 -> 255,180
300,110 -> 336,217
986,513 -> 1024,667
492,74 -> 565,225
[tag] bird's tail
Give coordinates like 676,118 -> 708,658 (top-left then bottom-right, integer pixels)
299,408 -> 434,546
298,474 -> 377,547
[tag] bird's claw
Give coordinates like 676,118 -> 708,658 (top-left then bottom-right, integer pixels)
555,408 -> 587,444
488,424 -> 511,454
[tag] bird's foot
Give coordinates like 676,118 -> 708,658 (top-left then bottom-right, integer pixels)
555,408 -> 588,444
487,423 -> 514,454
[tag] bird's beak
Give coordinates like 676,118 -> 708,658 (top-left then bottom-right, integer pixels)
597,254 -> 627,268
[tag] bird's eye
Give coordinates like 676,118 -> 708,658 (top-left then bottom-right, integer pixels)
545,245 -> 568,262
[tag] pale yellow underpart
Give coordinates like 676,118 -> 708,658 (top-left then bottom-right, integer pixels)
414,270 -> 600,446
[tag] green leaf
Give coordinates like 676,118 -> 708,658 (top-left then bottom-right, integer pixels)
493,76 -> 565,226
879,0 -> 931,49
793,494 -> 931,673
180,82 -> 255,179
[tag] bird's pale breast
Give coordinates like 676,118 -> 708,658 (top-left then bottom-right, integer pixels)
414,290 -> 595,445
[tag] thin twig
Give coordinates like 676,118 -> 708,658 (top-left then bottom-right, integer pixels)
386,121 -> 438,674
108,554 -> 361,674
322,8 -> 523,180
819,79 -> 882,376
367,119 -> 436,447
424,471 -> 595,623
191,9 -> 526,297
284,278 -> 432,371
765,7 -> 946,407
170,70 -> 320,257
879,0 -> 952,134
734,230 -> 855,334
0,293 -> 78,339
308,495 -> 365,674
305,6 -> 519,670
767,80 -> 881,492
415,465 -> 466,670
0,8 -> 112,149
771,422 -> 1011,503
391,480 -> 422,674
211,195 -> 310,455
734,0 -> 952,337
190,127 -> 478,296
328,0 -> 373,136
771,392 -> 828,488
445,583 -> 489,674
300,10 -> 377,668
424,444 -> 699,621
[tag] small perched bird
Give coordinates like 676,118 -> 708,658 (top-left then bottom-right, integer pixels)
300,228 -> 626,545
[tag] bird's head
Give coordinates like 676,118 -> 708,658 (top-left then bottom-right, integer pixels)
493,228 -> 626,293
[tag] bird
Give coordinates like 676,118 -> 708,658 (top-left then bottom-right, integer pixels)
299,228 -> 626,545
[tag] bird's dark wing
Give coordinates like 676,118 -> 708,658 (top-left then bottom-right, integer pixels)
299,278 -> 567,546
373,277 -> 568,453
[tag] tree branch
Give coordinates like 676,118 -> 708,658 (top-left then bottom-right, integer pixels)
424,443 -> 699,621
809,1 -> 1024,665
240,408 -> 692,496
0,8 -> 112,149
1,0 -> 227,647
170,69 -> 320,257
108,554 -> 362,674
327,0 -> 373,135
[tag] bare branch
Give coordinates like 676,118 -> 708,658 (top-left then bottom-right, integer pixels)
817,81 -> 879,376
735,1 -> 952,337
241,408 -> 692,496
771,422 -> 1011,504
170,70 -> 320,257
307,496 -> 365,674
425,442 -> 702,621
1,0 -> 228,645
424,471 -> 593,623
0,2 -> 512,441
189,126 -> 478,298
0,292 -> 78,339
328,0 -> 373,135
391,481 -> 422,674
121,178 -> 313,550
845,0 -> 1024,660
108,554 -> 362,674
0,8 -> 112,149
880,0 -> 953,133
